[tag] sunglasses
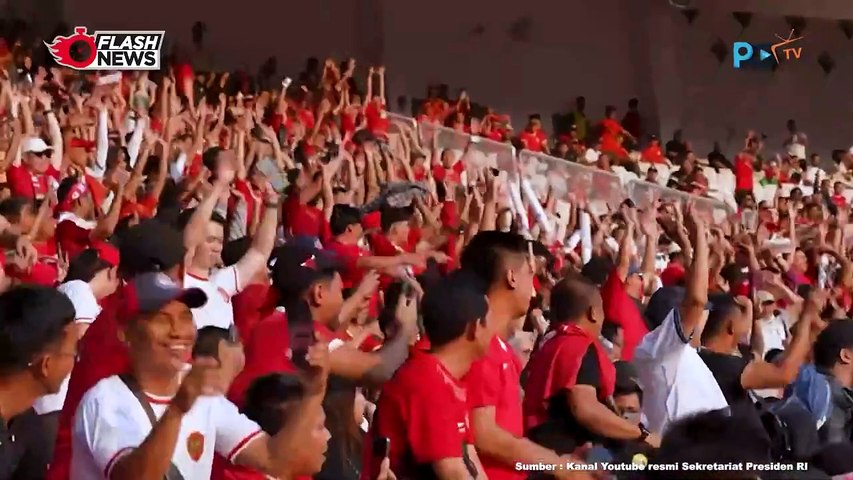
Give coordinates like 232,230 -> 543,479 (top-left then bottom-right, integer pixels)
31,150 -> 51,158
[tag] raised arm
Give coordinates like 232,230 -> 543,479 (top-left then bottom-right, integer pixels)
681,204 -> 709,338
233,186 -> 279,287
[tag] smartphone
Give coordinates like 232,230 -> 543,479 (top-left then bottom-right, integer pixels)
400,281 -> 413,300
288,301 -> 316,369
372,436 -> 390,459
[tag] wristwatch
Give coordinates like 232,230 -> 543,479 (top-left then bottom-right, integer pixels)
637,423 -> 650,443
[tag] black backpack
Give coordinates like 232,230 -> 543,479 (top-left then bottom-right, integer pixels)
754,394 -> 820,462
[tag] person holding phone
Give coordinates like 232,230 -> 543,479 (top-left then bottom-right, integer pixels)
70,272 -> 331,480
363,270 -> 490,480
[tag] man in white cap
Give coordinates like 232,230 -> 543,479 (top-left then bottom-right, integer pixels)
8,137 -> 61,201
8,93 -> 63,200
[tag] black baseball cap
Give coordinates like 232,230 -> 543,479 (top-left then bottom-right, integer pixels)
118,272 -> 207,324
269,244 -> 340,303
116,219 -> 186,277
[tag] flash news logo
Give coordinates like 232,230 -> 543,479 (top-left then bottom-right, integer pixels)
45,27 -> 163,70
733,29 -> 804,69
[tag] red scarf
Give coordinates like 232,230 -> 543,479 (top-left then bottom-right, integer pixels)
523,323 -> 616,430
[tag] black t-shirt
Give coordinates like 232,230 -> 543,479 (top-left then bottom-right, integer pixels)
528,346 -> 605,454
0,408 -> 52,480
698,350 -> 770,442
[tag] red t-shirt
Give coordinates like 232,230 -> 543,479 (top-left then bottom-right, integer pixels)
519,130 -> 547,152
734,154 -> 754,192
46,286 -> 130,480
365,101 -> 389,135
432,161 -> 464,184
227,311 -> 338,407
831,194 -> 847,208
361,351 -> 475,480
325,238 -> 366,289
120,194 -> 158,219
599,269 -> 648,361
7,164 -> 61,200
220,312 -> 336,480
522,324 -> 615,431
174,63 -> 194,95
463,337 -> 524,480
231,283 -> 275,342
55,219 -> 93,260
282,193 -> 330,243
641,144 -> 664,164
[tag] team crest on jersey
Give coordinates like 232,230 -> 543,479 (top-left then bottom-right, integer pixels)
187,431 -> 205,461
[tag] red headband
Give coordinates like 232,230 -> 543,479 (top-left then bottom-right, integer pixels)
56,181 -> 88,214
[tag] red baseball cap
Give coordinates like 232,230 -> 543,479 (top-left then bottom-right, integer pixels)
91,241 -> 120,267
659,263 -> 686,287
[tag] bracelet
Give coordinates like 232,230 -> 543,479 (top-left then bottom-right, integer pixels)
637,423 -> 650,442
264,201 -> 279,209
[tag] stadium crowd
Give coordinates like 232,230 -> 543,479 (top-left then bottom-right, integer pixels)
1,18 -> 853,480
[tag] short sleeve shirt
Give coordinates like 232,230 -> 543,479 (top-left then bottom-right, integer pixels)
71,375 -> 262,479
362,351 -> 475,480
464,337 -> 524,480
184,266 -> 242,329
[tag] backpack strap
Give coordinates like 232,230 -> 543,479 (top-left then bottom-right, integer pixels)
118,374 -> 186,480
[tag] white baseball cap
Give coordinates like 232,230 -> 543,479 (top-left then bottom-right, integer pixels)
22,137 -> 52,154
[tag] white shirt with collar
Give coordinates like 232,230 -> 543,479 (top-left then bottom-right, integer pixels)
632,308 -> 729,434
70,375 -> 262,479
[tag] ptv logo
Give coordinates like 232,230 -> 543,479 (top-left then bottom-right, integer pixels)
45,27 -> 164,70
733,29 -> 804,69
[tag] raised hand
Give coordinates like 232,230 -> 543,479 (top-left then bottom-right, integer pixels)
172,357 -> 225,413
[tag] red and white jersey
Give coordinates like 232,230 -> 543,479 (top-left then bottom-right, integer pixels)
70,375 -> 263,479
184,266 -> 242,329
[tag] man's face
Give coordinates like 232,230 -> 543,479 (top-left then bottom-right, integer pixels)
24,151 -> 51,173
626,272 -> 644,298
388,221 -> 410,247
647,170 -> 658,182
126,301 -> 196,375
197,222 -> 225,269
314,274 -> 345,328
615,392 -> 641,424
812,155 -> 821,166
37,324 -> 79,394
529,119 -> 541,131
301,409 -> 331,475
69,146 -> 89,167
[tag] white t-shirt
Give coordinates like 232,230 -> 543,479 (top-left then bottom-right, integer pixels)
184,266 -> 242,329
34,281 -> 103,415
70,375 -> 262,479
633,308 -> 729,434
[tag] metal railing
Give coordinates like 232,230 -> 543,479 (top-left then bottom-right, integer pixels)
387,113 -> 733,224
